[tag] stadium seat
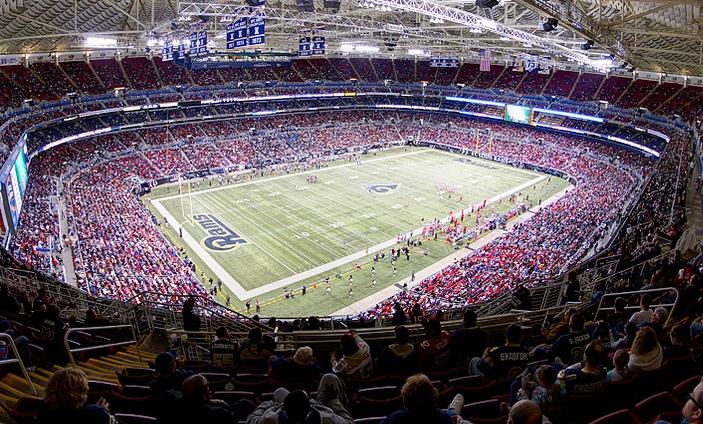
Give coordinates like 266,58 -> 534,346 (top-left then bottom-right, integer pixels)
116,370 -> 155,386
355,386 -> 403,418
270,377 -> 315,392
604,372 -> 641,411
672,374 -> 701,405
559,389 -> 607,423
231,373 -> 270,394
354,418 -> 388,423
114,413 -> 157,424
212,390 -> 256,404
200,372 -> 232,391
457,379 -> 501,403
448,375 -> 484,389
178,359 -> 209,372
0,396 -> 44,424
631,391 -> 682,424
106,392 -> 154,416
208,364 -> 239,376
122,385 -> 152,398
424,367 -> 460,383
588,409 -> 642,424
652,411 -> 682,424
88,380 -> 119,393
124,367 -> 157,376
636,360 -> 670,397
460,399 -> 508,424
666,351 -> 695,384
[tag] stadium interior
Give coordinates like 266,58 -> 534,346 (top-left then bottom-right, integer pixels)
0,0 -> 701,423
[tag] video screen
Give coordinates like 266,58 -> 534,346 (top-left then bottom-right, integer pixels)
504,104 -> 533,125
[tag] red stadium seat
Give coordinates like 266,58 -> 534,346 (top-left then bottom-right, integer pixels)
0,396 -> 44,424
672,374 -> 702,405
631,392 -> 682,424
114,413 -> 157,424
589,409 -> 642,424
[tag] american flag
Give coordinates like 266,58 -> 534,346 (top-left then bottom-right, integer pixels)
480,49 -> 492,72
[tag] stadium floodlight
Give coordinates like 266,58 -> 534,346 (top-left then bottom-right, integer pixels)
408,48 -> 425,55
580,40 -> 595,50
356,45 -> 380,53
537,18 -> 558,32
476,0 -> 499,8
367,0 -> 612,72
85,37 -> 117,47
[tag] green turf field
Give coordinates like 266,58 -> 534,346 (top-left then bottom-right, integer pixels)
147,147 -> 570,316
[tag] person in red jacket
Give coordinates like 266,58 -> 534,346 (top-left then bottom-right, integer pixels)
417,318 -> 452,372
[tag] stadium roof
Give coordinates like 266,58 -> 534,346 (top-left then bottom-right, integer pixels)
0,0 -> 701,76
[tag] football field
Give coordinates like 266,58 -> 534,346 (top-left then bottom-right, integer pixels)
148,147 -> 571,316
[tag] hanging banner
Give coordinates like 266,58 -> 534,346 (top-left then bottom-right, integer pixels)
227,10 -> 248,50
312,27 -> 325,56
248,8 -> 265,47
161,33 -> 173,61
298,29 -> 311,57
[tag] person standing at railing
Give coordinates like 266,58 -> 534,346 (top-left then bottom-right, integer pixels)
182,296 -> 201,332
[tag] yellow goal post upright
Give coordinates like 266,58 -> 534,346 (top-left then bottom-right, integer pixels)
178,173 -> 195,227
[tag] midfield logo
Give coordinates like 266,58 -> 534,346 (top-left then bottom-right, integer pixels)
193,213 -> 247,252
363,184 -> 400,194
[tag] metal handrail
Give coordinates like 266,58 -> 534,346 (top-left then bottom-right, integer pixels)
595,287 -> 680,327
64,324 -> 142,368
0,333 -> 36,395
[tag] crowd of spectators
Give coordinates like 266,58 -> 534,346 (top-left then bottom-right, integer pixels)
0,57 -> 692,321
362,118 -> 659,318
6,106 -> 670,319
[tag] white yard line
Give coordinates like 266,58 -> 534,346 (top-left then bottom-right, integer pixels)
152,148 -> 550,301
158,148 -> 432,202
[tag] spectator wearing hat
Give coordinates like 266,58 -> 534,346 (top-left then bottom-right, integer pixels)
417,318 -> 452,372
149,350 -> 195,397
377,326 -> 417,376
246,373 -> 353,424
329,330 -> 373,380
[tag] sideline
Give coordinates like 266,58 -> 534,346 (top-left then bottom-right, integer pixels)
331,185 -> 572,316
